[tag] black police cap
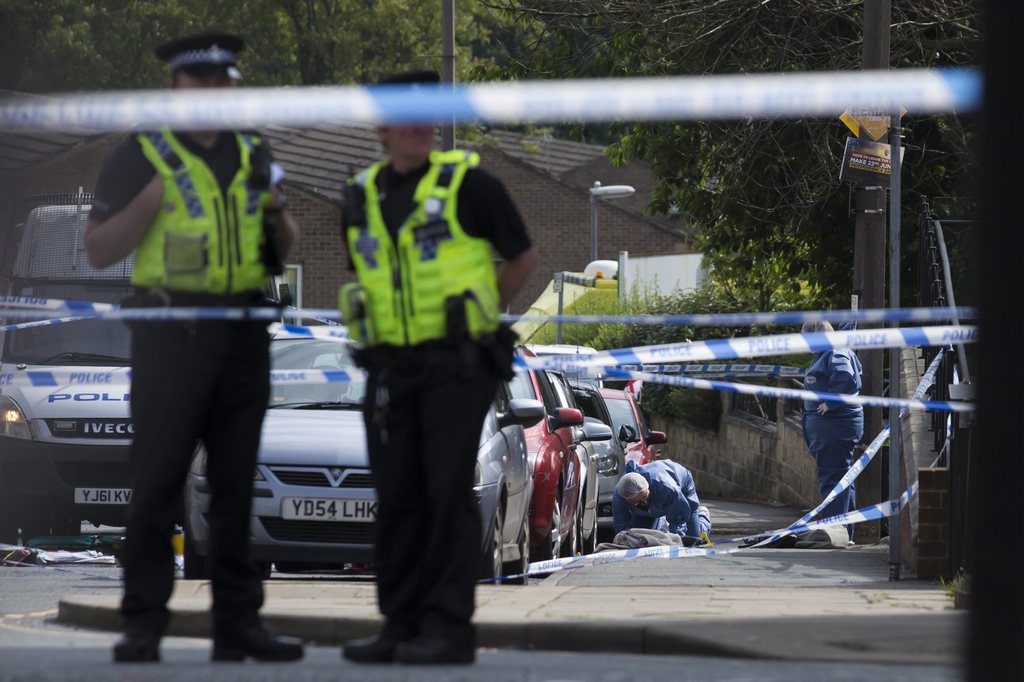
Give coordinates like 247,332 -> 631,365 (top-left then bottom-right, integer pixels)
155,32 -> 245,77
377,70 -> 442,86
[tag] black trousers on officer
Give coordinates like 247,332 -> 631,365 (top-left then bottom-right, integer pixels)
363,346 -> 498,644
120,318 -> 269,639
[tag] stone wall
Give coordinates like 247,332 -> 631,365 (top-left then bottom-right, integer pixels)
650,392 -> 819,508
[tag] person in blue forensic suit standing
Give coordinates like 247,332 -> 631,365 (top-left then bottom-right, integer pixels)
800,320 -> 864,540
612,460 -> 712,540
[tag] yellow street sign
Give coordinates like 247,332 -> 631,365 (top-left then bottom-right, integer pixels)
840,107 -> 907,142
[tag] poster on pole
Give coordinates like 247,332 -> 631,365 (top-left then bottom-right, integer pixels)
839,137 -> 905,185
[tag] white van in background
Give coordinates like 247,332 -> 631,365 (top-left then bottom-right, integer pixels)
0,193 -> 135,544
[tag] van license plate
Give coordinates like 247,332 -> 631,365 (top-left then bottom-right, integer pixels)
281,498 -> 377,522
75,488 -> 133,504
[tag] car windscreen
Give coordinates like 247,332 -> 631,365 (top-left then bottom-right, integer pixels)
1,284 -> 132,365
269,338 -> 366,407
604,396 -> 639,435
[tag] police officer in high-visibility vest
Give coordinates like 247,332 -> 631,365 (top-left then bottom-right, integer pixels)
84,33 -> 303,664
340,70 -> 538,665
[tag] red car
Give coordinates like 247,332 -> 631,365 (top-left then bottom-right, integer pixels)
509,349 -> 584,560
600,387 -> 665,467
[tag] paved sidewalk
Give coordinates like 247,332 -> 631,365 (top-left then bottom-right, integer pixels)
56,498 -> 963,666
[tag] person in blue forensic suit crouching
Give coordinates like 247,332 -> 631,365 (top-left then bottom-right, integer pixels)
612,460 -> 712,541
800,320 -> 864,541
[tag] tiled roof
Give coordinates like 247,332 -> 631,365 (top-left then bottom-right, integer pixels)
262,123 -> 381,203
263,124 -> 611,203
0,91 -> 105,175
480,129 -> 606,176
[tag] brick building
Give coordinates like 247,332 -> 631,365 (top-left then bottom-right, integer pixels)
1,105 -> 690,312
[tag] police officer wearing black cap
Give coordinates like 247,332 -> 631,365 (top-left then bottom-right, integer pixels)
339,70 -> 538,665
84,32 -> 302,663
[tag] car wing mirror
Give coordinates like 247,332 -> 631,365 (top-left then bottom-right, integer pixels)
498,398 -> 545,429
548,407 -> 584,431
647,430 -> 668,445
581,420 -> 613,442
618,424 -> 639,443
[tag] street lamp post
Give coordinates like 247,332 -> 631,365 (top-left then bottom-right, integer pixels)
589,181 -> 635,263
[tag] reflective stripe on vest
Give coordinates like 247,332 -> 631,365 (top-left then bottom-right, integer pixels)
345,150 -> 501,346
132,129 -> 270,293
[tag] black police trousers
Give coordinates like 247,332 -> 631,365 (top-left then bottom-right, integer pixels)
363,347 -> 498,643
120,319 -> 269,639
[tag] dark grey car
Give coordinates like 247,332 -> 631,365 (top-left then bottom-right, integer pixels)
184,336 -> 543,581
570,384 -> 629,541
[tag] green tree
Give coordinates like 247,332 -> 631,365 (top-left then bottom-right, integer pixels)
1,0 -> 521,91
483,0 -> 980,307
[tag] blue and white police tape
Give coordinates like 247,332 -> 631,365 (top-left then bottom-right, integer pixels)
512,306 -> 976,328
727,482 -> 919,549
0,305 -> 336,322
600,365 -> 969,413
0,367 -> 364,388
1,297 -> 974,328
0,68 -> 980,133
270,368 -> 365,384
268,322 -> 348,340
515,544 -> 744,580
0,296 -> 118,314
0,368 -> 132,389
603,363 -> 805,376
1,315 -> 94,332
509,482 -> 919,579
519,325 -> 977,370
734,352 -> 946,548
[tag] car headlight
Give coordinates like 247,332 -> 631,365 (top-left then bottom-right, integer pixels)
0,394 -> 32,440
595,455 -> 619,477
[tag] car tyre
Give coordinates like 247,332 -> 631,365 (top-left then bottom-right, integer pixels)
479,500 -> 504,583
534,489 -> 562,562
561,491 -> 580,558
502,512 -> 530,585
581,487 -> 598,556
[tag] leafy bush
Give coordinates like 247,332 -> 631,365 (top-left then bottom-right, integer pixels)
531,281 -> 819,431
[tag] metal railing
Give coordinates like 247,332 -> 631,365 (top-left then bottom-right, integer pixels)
917,196 -> 975,578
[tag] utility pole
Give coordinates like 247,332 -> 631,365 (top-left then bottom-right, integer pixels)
850,0 -> 890,545
440,0 -> 456,151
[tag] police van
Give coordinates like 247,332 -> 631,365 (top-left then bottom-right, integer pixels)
0,193 -> 135,544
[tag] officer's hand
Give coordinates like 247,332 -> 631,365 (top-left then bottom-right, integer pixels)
816,402 -> 830,415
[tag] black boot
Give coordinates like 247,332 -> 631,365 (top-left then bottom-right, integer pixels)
113,633 -> 161,663
342,634 -> 405,664
211,623 -> 304,662
394,635 -> 475,665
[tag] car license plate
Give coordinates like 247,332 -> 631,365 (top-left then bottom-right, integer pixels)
281,497 -> 377,522
75,488 -> 133,505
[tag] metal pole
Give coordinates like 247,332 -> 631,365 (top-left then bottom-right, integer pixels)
589,182 -> 599,263
932,220 -> 972,383
556,272 -> 565,344
850,0 -> 891,545
440,0 -> 455,151
888,110 -> 901,580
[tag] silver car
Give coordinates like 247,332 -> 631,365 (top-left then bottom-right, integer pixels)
570,384 -> 629,541
184,335 -> 543,582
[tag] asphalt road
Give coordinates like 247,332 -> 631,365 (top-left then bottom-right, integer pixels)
0,563 -> 960,681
